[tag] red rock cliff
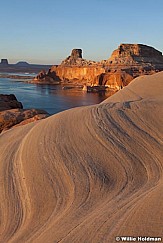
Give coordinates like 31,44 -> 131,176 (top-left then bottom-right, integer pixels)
52,65 -> 105,85
33,44 -> 163,89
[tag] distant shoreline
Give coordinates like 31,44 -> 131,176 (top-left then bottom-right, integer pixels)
0,73 -> 34,80
0,63 -> 52,75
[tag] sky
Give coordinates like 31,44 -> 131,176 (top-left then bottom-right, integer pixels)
0,0 -> 163,64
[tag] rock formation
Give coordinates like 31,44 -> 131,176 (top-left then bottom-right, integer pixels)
50,65 -> 105,85
33,49 -> 102,84
0,94 -> 49,133
96,43 -> 163,87
71,49 -> 82,58
33,44 -> 163,89
32,68 -> 61,84
0,94 -> 23,111
0,108 -> 49,133
0,59 -> 9,65
94,70 -> 133,88
105,43 -> 163,67
61,49 -> 96,66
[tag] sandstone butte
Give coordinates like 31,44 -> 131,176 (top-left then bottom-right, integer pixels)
33,43 -> 163,89
0,71 -> 163,242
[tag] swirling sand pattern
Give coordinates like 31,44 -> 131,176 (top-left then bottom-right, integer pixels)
0,72 -> 163,242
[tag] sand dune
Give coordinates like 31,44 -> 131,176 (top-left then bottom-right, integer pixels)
0,72 -> 163,243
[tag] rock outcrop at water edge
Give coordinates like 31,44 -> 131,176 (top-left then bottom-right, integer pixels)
0,94 -> 23,111
0,94 -> 49,133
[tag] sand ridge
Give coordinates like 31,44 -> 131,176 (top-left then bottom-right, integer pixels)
0,72 -> 163,242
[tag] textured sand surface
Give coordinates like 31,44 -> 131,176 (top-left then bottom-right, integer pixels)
0,72 -> 163,242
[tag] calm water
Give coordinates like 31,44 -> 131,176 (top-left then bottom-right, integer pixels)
0,76 -> 109,114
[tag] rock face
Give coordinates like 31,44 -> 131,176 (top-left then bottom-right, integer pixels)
33,44 -> 163,89
110,44 -> 162,58
95,70 -> 133,88
1,59 -> 9,65
0,94 -> 49,133
61,49 -> 83,66
51,65 -> 105,85
0,94 -> 23,111
35,70 -> 47,80
97,43 -> 163,87
107,44 -> 163,66
32,69 -> 61,84
0,109 -> 49,133
33,49 -> 99,84
61,49 -> 96,66
71,49 -> 82,58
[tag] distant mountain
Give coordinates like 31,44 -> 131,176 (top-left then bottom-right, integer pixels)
15,61 -> 30,66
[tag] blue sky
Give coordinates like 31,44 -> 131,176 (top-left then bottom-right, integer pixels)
0,0 -> 163,64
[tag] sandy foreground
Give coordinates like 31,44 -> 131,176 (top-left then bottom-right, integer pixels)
0,72 -> 163,243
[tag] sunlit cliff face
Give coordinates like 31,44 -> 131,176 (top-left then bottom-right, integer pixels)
108,43 -> 163,63
34,44 -> 163,88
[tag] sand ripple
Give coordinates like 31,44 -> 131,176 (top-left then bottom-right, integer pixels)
0,72 -> 163,242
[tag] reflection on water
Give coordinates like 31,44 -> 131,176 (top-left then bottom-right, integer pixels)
35,84 -> 59,95
0,78 -> 111,115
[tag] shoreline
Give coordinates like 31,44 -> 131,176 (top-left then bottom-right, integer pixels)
0,73 -> 34,80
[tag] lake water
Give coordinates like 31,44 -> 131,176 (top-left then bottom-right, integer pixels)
0,75 -> 110,114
